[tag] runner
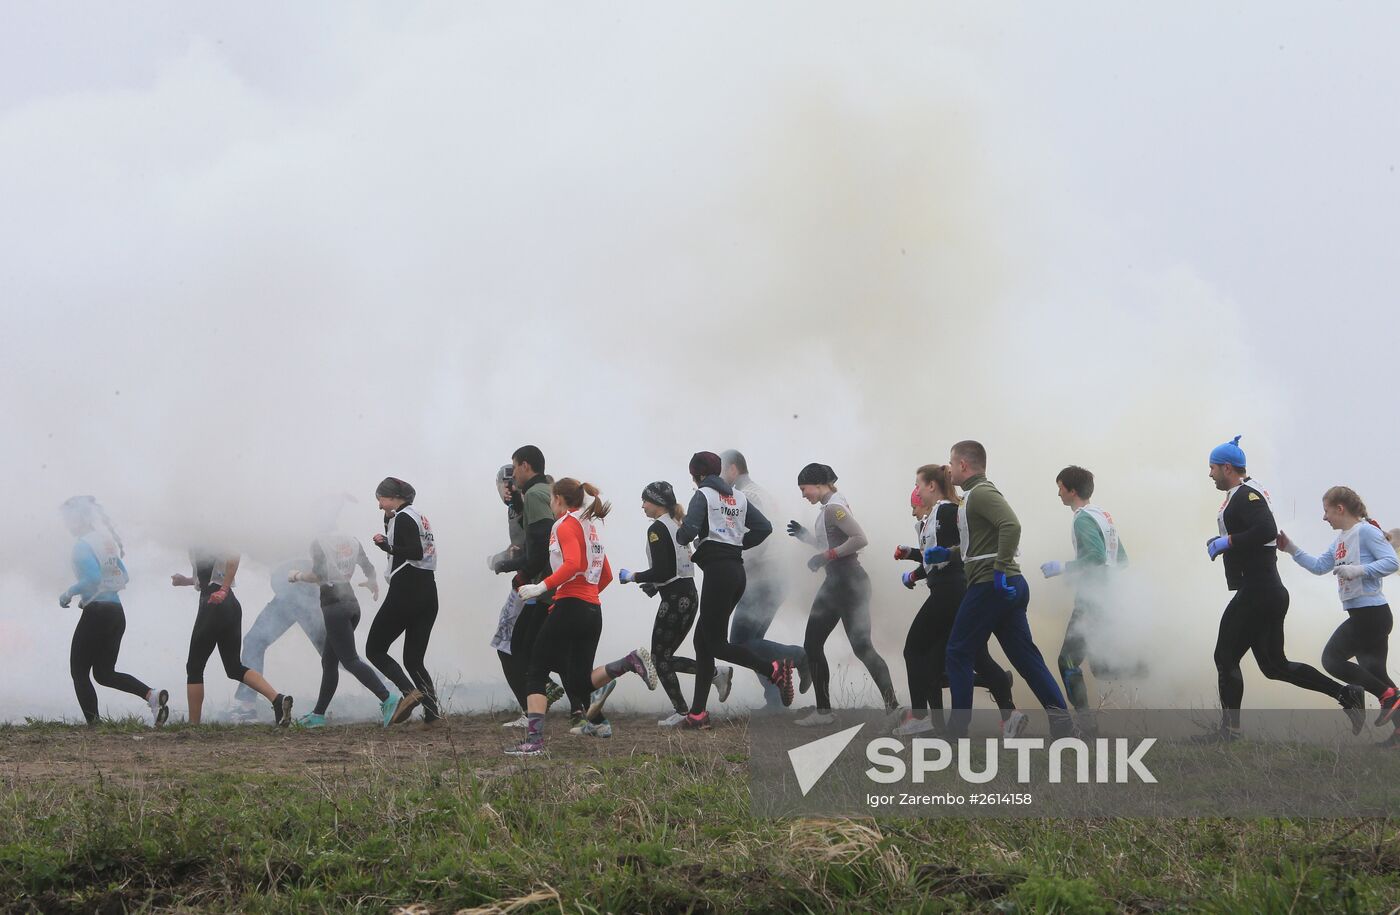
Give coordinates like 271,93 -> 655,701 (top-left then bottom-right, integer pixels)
367,477 -> 440,723
722,450 -> 806,708
893,469 -> 1022,736
488,463 -> 564,726
788,463 -> 898,725
1276,485 -> 1399,740
615,481 -> 729,726
1039,465 -> 1134,724
229,558 -> 323,722
288,529 -> 415,728
58,496 -> 168,727
506,480 -> 655,754
675,451 -> 793,729
935,441 -> 1071,739
1202,436 -> 1359,741
174,548 -> 292,726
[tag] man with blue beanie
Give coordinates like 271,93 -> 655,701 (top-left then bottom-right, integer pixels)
1201,435 -> 1358,741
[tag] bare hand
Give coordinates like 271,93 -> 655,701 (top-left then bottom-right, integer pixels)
357,580 -> 380,601
171,574 -> 192,587
373,534 -> 387,545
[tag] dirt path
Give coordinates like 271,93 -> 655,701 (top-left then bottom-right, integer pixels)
0,713 -> 751,785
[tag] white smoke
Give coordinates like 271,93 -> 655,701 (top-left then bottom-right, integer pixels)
3,5 -> 1396,722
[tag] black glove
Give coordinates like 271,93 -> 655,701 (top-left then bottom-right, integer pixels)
640,583 -> 658,598
808,550 -> 834,572
787,520 -> 805,539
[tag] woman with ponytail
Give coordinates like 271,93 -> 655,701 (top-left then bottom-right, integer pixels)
1277,486 -> 1400,743
58,496 -> 169,726
507,480 -> 657,755
615,481 -> 732,726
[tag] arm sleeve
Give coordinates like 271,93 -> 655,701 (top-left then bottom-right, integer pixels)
972,488 -> 1022,572
1064,513 -> 1106,573
630,521 -> 677,584
1228,494 -> 1279,549
390,513 -> 425,561
66,542 -> 101,600
676,491 -> 709,546
829,507 -> 868,558
356,541 -> 377,583
542,518 -> 585,590
1290,544 -> 1336,576
935,505 -> 961,550
742,502 -> 773,549
310,541 -> 330,581
598,554 -> 614,593
496,512 -> 528,573
1361,525 -> 1400,577
521,518 -> 553,580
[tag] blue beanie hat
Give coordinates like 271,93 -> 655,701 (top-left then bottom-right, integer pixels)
1209,435 -> 1246,469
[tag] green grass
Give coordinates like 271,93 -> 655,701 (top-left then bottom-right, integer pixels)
0,723 -> 1396,913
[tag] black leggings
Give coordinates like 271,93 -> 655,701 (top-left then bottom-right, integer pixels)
652,580 -> 700,714
367,568 -> 440,719
806,562 -> 897,711
903,580 -> 1014,716
526,597 -> 602,713
71,602 -> 150,723
1214,583 -> 1341,729
1322,604 -> 1395,700
186,589 -> 251,685
314,594 -> 389,715
499,600 -> 550,710
690,558 -> 772,715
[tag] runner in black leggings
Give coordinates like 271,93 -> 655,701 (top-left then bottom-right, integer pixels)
174,548 -> 292,726
788,463 -> 898,725
1201,437 -> 1358,741
368,477 -> 440,723
616,481 -> 730,725
675,451 -> 793,729
1277,485 -> 1399,742
892,469 -> 1021,736
58,496 -> 168,726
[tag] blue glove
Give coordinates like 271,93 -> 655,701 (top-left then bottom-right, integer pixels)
787,521 -> 805,539
993,571 -> 1017,602
1040,561 -> 1064,579
59,590 -> 73,608
1207,536 -> 1231,561
922,546 -> 951,565
618,569 -> 633,583
901,570 -> 918,590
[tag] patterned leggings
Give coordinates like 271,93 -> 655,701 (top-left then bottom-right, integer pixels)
652,580 -> 700,714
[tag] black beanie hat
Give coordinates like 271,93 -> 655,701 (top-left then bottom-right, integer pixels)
689,451 -> 722,479
642,481 -> 677,509
375,476 -> 416,504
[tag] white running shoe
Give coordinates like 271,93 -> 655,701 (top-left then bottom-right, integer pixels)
795,710 -> 837,727
892,715 -> 935,737
1002,710 -> 1030,739
657,712 -> 687,727
713,666 -> 734,703
502,714 -> 529,729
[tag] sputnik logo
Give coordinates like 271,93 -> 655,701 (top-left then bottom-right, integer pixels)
788,724 -> 865,796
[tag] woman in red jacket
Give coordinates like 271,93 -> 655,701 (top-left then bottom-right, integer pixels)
506,479 -> 655,756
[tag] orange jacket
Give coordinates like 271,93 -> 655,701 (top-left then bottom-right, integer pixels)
543,513 -> 613,604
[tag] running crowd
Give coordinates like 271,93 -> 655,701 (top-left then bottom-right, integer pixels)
55,437 -> 1400,753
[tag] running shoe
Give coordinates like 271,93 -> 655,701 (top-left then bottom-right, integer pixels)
713,666 -> 734,703
1339,683 -> 1367,736
544,680 -> 566,709
272,694 -> 294,727
149,689 -> 169,728
228,702 -> 260,724
892,713 -> 935,737
570,718 -> 613,738
1001,710 -> 1030,739
502,714 -> 529,729
770,659 -> 795,707
380,694 -> 402,728
297,713 -> 327,729
680,711 -> 711,730
390,690 -> 423,725
504,738 -> 546,757
796,710 -> 837,727
1191,726 -> 1241,745
1375,687 -> 1400,727
587,680 -> 617,720
658,712 -> 687,727
625,648 -> 659,690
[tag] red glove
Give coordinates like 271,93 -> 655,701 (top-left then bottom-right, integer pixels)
207,587 -> 229,605
894,546 -> 919,561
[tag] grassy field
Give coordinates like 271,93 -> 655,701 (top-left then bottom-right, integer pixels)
0,713 -> 1396,914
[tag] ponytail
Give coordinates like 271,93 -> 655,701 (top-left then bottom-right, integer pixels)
553,478 -> 612,521
669,503 -> 686,525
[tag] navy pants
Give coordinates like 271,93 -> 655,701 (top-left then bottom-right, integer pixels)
946,575 -> 1067,735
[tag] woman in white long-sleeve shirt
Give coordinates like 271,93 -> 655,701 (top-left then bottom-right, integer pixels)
1277,485 -> 1400,743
